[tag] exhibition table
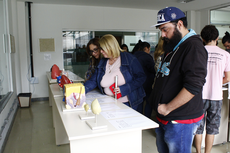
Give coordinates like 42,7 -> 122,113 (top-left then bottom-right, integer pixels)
46,71 -> 84,106
50,84 -> 159,153
46,70 -> 84,84
49,84 -> 64,128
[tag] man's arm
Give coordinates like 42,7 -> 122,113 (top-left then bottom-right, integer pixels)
223,71 -> 230,84
158,87 -> 194,116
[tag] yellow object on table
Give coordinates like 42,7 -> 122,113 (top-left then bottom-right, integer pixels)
64,83 -> 86,109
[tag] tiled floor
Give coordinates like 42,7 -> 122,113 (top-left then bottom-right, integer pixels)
3,101 -> 230,153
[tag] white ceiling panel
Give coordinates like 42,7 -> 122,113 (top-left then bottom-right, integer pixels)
17,0 -> 230,12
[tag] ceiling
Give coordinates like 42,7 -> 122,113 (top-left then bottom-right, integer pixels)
18,0 -> 230,12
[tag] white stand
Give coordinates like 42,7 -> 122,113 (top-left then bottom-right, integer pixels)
86,115 -> 107,130
61,103 -> 84,112
79,112 -> 95,120
86,120 -> 107,130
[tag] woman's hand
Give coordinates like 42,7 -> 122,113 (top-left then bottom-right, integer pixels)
114,87 -> 121,94
114,87 -> 122,99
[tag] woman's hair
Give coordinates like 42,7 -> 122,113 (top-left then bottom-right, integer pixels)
222,31 -> 230,45
139,42 -> 150,51
131,40 -> 142,54
86,38 -> 101,66
84,38 -> 101,82
120,44 -> 129,52
86,38 -> 100,56
99,34 -> 123,58
154,37 -> 164,62
201,25 -> 219,45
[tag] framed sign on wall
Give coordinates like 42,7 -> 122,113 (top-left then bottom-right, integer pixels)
39,38 -> 55,52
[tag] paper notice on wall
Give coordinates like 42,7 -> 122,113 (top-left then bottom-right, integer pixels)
44,54 -> 51,60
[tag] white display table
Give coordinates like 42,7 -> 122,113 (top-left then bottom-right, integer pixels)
46,70 -> 84,84
50,84 -> 158,153
49,84 -> 64,128
46,71 -> 84,106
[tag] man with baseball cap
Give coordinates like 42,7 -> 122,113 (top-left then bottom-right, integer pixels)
149,7 -> 208,153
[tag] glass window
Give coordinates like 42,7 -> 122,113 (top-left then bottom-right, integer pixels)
62,31 -> 159,79
63,31 -> 93,78
124,32 -> 159,56
0,0 -> 11,112
210,6 -> 230,50
210,6 -> 230,25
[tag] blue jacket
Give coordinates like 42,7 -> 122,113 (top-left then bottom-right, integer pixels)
84,51 -> 146,108
134,51 -> 156,96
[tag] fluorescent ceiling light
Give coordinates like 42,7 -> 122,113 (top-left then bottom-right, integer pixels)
178,0 -> 195,3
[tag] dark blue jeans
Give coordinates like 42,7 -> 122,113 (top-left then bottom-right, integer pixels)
137,94 -> 153,118
124,102 -> 139,111
155,120 -> 201,153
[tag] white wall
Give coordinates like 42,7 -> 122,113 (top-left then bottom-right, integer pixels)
17,3 -> 159,98
187,10 -> 199,32
198,9 -> 210,35
17,2 -> 30,94
16,3 -> 210,99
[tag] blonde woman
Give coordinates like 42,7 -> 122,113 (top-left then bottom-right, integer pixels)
154,37 -> 164,71
84,34 -> 146,110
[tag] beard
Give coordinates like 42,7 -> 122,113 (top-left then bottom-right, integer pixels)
162,26 -> 182,53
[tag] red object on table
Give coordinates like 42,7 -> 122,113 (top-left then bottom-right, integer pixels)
61,75 -> 72,87
51,64 -> 60,79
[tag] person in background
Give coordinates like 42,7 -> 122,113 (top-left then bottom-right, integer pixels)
194,25 -> 230,153
154,37 -> 164,72
84,34 -> 146,110
149,7 -> 207,153
131,40 -> 142,54
133,41 -> 156,118
120,44 -> 129,52
85,38 -> 102,82
222,31 -> 230,53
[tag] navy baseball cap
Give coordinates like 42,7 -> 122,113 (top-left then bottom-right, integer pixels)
152,7 -> 185,27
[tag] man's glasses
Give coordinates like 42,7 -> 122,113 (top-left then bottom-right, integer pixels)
90,48 -> 99,55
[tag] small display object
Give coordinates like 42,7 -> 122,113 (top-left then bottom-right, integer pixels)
86,99 -> 107,130
79,104 -> 95,120
51,64 -> 61,79
64,83 -> 86,110
57,75 -> 72,89
62,69 -> 68,77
